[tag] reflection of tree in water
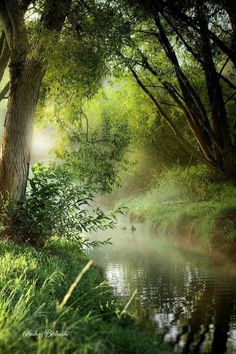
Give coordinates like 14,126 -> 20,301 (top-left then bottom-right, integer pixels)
180,273 -> 236,354
142,262 -> 236,353
90,235 -> 236,353
141,259 -> 236,353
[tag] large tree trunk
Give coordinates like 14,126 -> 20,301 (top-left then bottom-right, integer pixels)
0,57 -> 44,202
0,0 -> 71,203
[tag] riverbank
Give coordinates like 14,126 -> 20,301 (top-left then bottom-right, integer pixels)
0,239 -> 171,354
116,166 -> 236,256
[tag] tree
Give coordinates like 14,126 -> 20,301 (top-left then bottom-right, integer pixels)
54,93 -> 132,193
114,0 -> 236,178
0,0 -> 72,203
0,0 -> 128,203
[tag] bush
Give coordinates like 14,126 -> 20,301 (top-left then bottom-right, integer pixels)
9,164 -> 117,246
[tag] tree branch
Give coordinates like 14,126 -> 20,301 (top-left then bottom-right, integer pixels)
219,56 -> 230,75
224,90 -> 236,105
219,73 -> 236,91
4,0 -> 29,57
0,33 -> 10,82
0,1 -> 14,51
129,66 -> 205,161
161,13 -> 203,64
157,2 -> 236,67
0,81 -> 10,101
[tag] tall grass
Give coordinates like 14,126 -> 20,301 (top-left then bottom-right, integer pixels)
0,240 -> 171,354
118,165 -> 236,252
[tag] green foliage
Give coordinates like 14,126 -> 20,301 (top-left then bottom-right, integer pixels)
61,114 -> 131,194
0,194 -> 11,236
152,165 -> 219,203
49,78 -> 137,193
0,240 -> 171,354
12,164 -> 117,246
37,0 -> 130,110
49,75 -> 190,195
117,165 -> 236,252
106,0 -> 236,175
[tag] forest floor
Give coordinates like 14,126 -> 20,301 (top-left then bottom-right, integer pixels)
0,239 -> 171,354
116,166 -> 236,256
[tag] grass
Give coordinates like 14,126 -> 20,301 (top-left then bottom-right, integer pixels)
0,239 -> 171,354
117,165 -> 236,254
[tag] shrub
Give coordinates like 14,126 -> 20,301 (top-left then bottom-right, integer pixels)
10,164 -> 117,247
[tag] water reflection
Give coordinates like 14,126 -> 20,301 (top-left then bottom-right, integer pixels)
89,223 -> 236,354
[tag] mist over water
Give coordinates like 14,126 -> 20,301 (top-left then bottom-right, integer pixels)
89,220 -> 236,354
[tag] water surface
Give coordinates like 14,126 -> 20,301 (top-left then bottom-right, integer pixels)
89,222 -> 236,354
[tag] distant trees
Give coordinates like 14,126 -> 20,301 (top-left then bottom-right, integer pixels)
55,77 -> 190,193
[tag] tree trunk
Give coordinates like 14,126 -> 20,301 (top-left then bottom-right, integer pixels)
197,2 -> 235,176
153,14 -> 219,164
0,34 -> 9,82
0,0 -> 71,203
0,57 -> 44,202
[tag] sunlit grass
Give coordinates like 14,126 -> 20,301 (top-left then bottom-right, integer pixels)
0,240 -> 171,353
118,166 -> 236,253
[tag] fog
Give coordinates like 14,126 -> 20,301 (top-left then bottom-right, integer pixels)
0,101 -> 56,163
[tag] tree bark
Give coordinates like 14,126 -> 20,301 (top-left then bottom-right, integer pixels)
0,34 -> 9,82
0,58 -> 44,201
0,0 -> 72,203
197,2 -> 235,175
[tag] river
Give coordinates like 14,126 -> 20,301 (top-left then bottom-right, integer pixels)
89,221 -> 236,354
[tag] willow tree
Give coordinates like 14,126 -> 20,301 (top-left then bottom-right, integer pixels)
115,0 -> 236,178
0,0 -> 126,203
0,0 -> 74,203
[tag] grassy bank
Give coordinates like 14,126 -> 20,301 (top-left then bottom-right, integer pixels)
0,239 -> 171,354
117,166 -> 236,255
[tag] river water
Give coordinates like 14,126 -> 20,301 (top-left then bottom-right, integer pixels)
89,221 -> 236,354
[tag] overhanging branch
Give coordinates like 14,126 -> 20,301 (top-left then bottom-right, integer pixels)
129,66 -> 208,164
0,81 -> 10,101
0,34 -> 9,82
